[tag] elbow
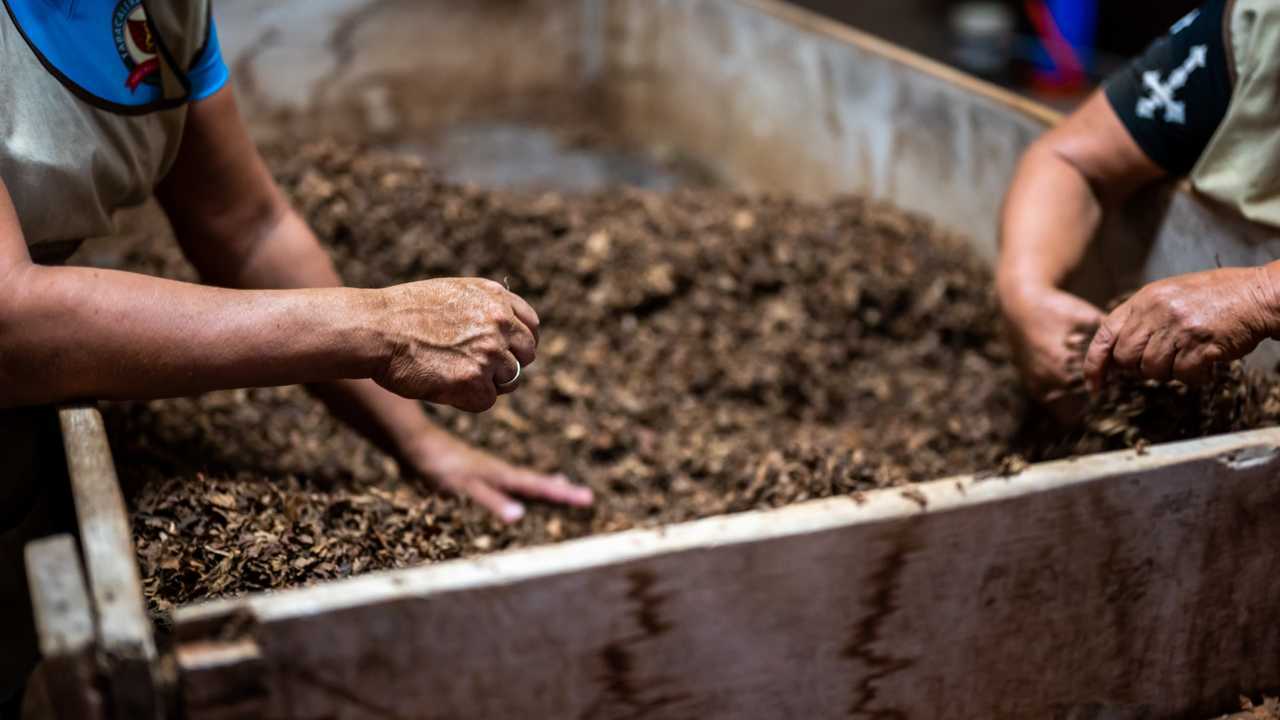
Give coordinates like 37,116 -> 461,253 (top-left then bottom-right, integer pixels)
1022,135 -> 1089,187
170,191 -> 292,287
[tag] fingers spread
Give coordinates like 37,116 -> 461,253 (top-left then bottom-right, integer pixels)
497,470 -> 594,507
454,476 -> 525,523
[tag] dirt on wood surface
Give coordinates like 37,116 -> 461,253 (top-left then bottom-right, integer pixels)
105,140 -> 1280,612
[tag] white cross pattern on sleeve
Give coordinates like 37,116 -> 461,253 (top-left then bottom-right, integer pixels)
1171,9 -> 1200,35
1136,44 -> 1208,124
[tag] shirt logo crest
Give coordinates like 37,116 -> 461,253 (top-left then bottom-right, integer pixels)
112,0 -> 161,92
1136,44 -> 1207,125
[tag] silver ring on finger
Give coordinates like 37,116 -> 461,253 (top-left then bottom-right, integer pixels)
496,360 -> 522,389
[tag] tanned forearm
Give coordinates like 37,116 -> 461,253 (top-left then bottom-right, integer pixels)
0,261 -> 384,408
182,204 -> 443,463
993,92 -> 1169,412
997,92 -> 1165,306
995,139 -> 1103,302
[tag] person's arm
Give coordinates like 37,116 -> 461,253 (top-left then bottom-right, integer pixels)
1078,1 -> 1280,389
997,92 -> 1165,414
1000,0 -> 1242,408
0,208 -> 531,410
155,88 -> 591,521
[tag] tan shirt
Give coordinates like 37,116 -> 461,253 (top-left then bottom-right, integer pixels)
1191,0 -> 1280,228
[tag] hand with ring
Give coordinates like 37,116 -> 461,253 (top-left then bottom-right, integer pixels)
368,278 -> 539,412
496,360 -> 521,392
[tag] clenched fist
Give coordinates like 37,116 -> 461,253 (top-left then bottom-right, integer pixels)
370,278 -> 539,412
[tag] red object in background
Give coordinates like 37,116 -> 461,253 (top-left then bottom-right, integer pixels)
1024,0 -> 1087,94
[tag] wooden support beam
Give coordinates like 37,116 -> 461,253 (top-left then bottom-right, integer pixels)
58,405 -> 162,720
22,535 -> 104,720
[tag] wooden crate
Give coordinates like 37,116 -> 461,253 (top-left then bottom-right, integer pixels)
33,1 -> 1280,718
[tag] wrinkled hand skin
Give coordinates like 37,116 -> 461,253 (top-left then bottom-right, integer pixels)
1001,285 -> 1103,422
407,431 -> 594,523
372,278 -> 540,412
1084,266 -> 1280,391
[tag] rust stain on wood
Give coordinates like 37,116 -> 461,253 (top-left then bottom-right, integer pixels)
626,568 -> 673,638
580,568 -> 690,719
843,527 -> 919,719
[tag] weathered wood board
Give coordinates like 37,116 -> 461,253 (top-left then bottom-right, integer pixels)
22,535 -> 104,720
58,406 -> 161,720
216,0 -> 593,142
175,429 -> 1280,719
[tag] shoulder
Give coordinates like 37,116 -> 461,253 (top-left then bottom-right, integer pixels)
1102,0 -> 1233,174
3,0 -> 221,114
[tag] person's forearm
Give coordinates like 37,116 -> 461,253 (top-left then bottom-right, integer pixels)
0,262 -> 384,407
192,207 -> 441,460
996,140 -> 1103,304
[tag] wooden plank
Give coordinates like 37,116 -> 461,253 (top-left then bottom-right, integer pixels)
603,0 -> 1054,260
174,428 -> 1280,719
23,535 -> 104,720
176,637 -> 269,720
24,536 -> 93,664
58,405 -> 161,720
740,0 -> 1062,126
215,0 -> 592,142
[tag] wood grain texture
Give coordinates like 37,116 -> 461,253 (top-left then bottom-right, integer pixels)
22,535 -> 104,720
178,637 -> 269,720
603,0 -> 1053,261
24,535 -> 92,659
215,0 -> 591,143
175,429 -> 1280,719
57,405 -> 160,720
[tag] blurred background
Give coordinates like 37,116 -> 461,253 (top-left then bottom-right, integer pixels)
789,0 -> 1202,106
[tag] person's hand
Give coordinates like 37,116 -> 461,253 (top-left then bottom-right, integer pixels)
406,431 -> 594,523
1000,284 -> 1104,422
1084,266 -> 1280,391
370,278 -> 538,412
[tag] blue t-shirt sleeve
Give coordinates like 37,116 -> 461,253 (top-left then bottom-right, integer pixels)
187,18 -> 229,101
